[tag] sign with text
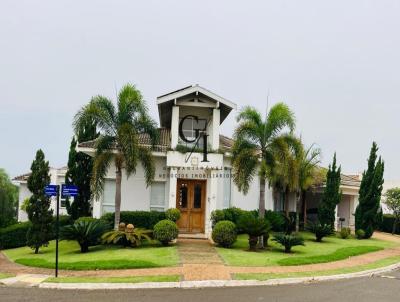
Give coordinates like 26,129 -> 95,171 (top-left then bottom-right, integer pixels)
44,185 -> 58,197
61,185 -> 78,197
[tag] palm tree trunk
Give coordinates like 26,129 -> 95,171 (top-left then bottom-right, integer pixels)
114,168 -> 122,229
295,192 -> 301,233
284,188 -> 289,216
258,176 -> 266,248
303,191 -> 307,227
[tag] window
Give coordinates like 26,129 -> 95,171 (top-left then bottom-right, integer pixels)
150,182 -> 166,211
193,183 -> 202,208
274,193 -> 284,212
102,179 -> 116,214
223,170 -> 231,208
179,117 -> 207,148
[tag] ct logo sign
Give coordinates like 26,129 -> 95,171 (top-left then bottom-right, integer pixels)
178,115 -> 209,163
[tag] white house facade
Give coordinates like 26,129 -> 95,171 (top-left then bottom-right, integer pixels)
75,85 -> 361,236
13,85 -> 362,237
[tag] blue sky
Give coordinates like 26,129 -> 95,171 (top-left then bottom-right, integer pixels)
0,0 -> 399,179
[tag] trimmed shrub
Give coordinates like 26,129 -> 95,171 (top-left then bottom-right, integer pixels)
264,210 -> 286,232
153,220 -> 178,246
211,210 -> 226,228
60,219 -> 109,253
101,211 -> 166,229
0,221 -> 32,249
356,229 -> 366,239
165,208 -> 181,222
379,214 -> 400,235
307,222 -> 333,242
339,227 -> 351,239
238,213 -> 270,251
212,221 -> 237,248
273,233 -> 305,253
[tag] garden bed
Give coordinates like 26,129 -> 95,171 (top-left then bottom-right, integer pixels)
216,232 -> 396,267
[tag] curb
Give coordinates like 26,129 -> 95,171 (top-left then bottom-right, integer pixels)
37,261 -> 400,290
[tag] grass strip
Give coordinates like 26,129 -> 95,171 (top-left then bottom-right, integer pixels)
45,275 -> 181,283
278,246 -> 383,266
235,255 -> 400,280
15,258 -> 165,270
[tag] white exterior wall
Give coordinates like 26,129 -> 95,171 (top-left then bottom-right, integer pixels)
17,183 -> 30,222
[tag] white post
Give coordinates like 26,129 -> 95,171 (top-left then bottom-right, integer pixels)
211,108 -> 220,151
168,168 -> 177,208
170,106 -> 180,149
205,173 -> 218,237
334,204 -> 339,230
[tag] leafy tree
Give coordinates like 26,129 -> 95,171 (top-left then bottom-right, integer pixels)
26,150 -> 53,254
0,169 -> 18,227
318,153 -> 341,230
65,120 -> 98,220
73,84 -> 158,229
384,188 -> 400,234
231,104 -> 296,247
355,142 -> 384,238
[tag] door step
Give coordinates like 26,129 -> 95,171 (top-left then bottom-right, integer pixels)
178,233 -> 208,240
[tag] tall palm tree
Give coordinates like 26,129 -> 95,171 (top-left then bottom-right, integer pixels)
73,84 -> 158,229
269,135 -> 303,217
231,103 -> 296,246
295,144 -> 321,231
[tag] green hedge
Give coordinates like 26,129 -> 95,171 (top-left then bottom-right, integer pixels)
101,211 -> 166,229
0,221 -> 32,249
0,215 -> 73,250
379,214 -> 400,234
211,208 -> 286,233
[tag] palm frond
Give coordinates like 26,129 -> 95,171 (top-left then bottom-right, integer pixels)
73,96 -> 116,136
138,146 -> 155,187
117,123 -> 139,177
265,103 -> 295,139
117,84 -> 147,125
91,151 -> 113,200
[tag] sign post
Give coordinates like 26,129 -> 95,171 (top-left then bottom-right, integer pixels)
44,185 -> 59,278
44,184 -> 78,278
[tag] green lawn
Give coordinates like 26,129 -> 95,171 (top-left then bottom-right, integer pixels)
234,255 -> 400,280
3,240 -> 179,270
45,275 -> 181,283
217,232 -> 396,267
0,273 -> 13,280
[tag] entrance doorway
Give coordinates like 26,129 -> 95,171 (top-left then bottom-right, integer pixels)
176,179 -> 206,233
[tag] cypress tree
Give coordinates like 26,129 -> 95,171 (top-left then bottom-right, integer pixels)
355,142 -> 384,238
26,150 -> 53,254
65,121 -> 97,220
318,153 -> 342,230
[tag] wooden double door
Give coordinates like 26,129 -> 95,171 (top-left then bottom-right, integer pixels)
176,179 -> 206,233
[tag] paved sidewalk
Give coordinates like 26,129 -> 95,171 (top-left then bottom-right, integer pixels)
1,274 -> 49,287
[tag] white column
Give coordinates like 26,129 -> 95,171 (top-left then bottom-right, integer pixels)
205,172 -> 218,237
170,106 -> 180,149
349,195 -> 358,230
211,108 -> 220,150
168,168 -> 177,208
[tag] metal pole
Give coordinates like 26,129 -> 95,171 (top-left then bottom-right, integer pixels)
55,185 -> 60,278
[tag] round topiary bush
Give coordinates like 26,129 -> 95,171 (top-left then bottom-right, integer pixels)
356,229 -> 365,240
339,227 -> 351,239
212,220 -> 237,248
165,208 -> 181,222
153,219 -> 179,246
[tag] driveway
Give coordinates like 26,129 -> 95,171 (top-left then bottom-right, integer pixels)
1,270 -> 399,302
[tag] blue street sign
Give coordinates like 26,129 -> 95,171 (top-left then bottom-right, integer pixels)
61,184 -> 78,197
44,185 -> 58,197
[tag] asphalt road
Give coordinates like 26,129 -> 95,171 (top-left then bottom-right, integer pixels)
1,270 -> 399,302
